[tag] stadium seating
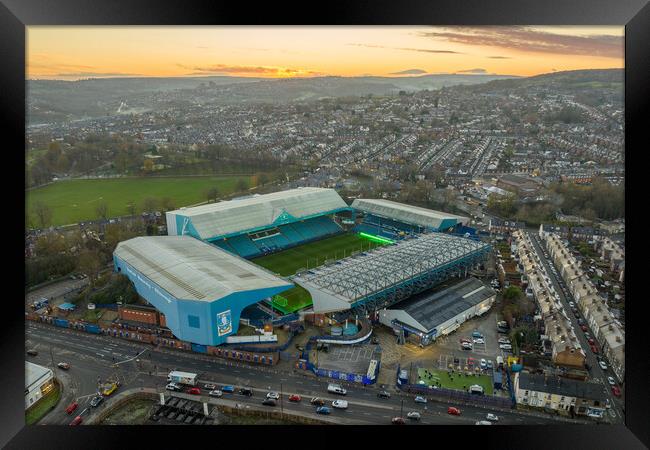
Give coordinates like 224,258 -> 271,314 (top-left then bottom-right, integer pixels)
227,234 -> 262,258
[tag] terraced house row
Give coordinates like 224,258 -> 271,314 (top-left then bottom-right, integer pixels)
539,232 -> 624,383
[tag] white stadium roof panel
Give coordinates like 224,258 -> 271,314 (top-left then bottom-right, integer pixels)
168,187 -> 347,240
351,198 -> 469,229
114,236 -> 291,302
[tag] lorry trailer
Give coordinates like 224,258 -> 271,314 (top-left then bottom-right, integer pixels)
167,371 -> 198,386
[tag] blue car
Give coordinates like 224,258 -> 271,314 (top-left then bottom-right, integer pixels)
316,406 -> 331,415
222,385 -> 235,393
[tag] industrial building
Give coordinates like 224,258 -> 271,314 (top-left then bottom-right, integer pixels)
25,362 -> 54,410
113,236 -> 293,346
378,277 -> 496,345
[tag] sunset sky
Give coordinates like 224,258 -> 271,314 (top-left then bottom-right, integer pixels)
26,26 -> 624,80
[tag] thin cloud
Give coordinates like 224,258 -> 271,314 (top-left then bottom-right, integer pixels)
191,64 -> 322,77
52,71 -> 142,77
417,27 -> 623,58
390,69 -> 428,75
488,55 -> 511,59
456,68 -> 488,74
348,43 -> 462,54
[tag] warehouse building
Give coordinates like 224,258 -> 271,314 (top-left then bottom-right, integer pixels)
113,236 -> 293,346
25,362 -> 54,410
378,277 -> 496,346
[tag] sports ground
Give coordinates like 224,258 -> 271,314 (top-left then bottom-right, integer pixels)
417,368 -> 494,395
26,176 -> 254,227
252,233 -> 387,314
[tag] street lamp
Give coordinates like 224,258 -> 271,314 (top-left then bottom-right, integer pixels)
400,399 -> 404,418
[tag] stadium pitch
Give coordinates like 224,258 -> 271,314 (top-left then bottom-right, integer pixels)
252,232 -> 387,314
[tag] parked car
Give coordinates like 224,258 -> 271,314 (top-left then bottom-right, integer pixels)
288,394 -> 301,402
69,415 -> 83,426
310,397 -> 325,406
612,386 -> 621,397
480,359 -> 487,369
90,396 -> 103,407
467,357 -> 475,366
473,338 -> 485,345
590,345 -> 599,354
26,349 -> 38,356
599,361 -> 608,370
209,389 -> 223,398
447,406 -> 461,416
476,420 -> 492,425
391,416 -> 406,425
57,362 -> 70,370
486,360 -> 493,369
204,383 -> 216,390
187,387 -> 201,395
587,338 -> 595,345
486,413 -> 499,421
461,342 -> 472,350
221,385 -> 235,393
65,401 -> 79,415
580,325 -> 588,332
266,392 -> 280,400
316,406 -> 331,415
407,411 -> 421,421
569,301 -> 575,308
472,331 -> 483,339
498,337 -> 511,344
262,398 -> 277,407
460,338 -> 472,344
332,400 -> 348,409
607,377 -> 616,386
414,396 -> 427,404
454,357 -> 460,364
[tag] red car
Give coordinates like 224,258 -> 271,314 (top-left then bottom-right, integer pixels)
467,358 -> 475,366
460,338 -> 471,344
587,338 -> 595,345
590,345 -> 599,354
65,401 -> 79,415
447,407 -> 461,416
612,386 -> 621,397
288,394 -> 301,403
69,415 -> 83,426
392,417 -> 406,425
580,325 -> 588,332
187,387 -> 201,395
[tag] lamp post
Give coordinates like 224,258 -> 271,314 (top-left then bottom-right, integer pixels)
400,399 -> 404,418
280,382 -> 284,419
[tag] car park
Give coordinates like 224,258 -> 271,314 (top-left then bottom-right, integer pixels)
407,411 -> 421,420
65,401 -> 79,415
391,416 -> 405,425
90,396 -> 103,407
187,387 -> 201,395
332,400 -> 348,409
316,406 -> 331,415
447,407 -> 461,416
486,413 -> 499,421
310,397 -> 325,406
414,396 -> 427,404
57,362 -> 70,370
262,398 -> 277,407
266,392 -> 280,400
69,415 -> 83,426
607,377 -> 616,386
288,394 -> 301,402
377,390 -> 391,399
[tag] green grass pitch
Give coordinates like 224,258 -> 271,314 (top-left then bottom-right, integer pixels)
417,368 -> 494,395
26,176 -> 253,227
253,233 -> 386,313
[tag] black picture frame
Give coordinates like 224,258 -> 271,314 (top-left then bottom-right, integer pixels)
3,0 -> 647,447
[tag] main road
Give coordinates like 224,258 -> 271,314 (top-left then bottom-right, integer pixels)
26,321 -> 587,425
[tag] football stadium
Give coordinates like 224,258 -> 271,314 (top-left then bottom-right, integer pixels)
113,187 -> 491,346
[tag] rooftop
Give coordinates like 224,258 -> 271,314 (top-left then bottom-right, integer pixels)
26,362 -> 53,390
517,372 -> 606,401
392,277 -> 496,332
114,236 -> 292,302
351,198 -> 469,229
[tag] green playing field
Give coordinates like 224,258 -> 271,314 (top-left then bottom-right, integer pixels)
417,368 -> 494,395
253,233 -> 386,313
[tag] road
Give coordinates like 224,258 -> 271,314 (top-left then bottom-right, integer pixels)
526,230 -> 624,422
26,321 -> 585,425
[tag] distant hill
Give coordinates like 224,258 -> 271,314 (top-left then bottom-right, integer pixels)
27,73 -> 519,124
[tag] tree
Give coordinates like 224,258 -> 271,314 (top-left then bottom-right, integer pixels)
33,201 -> 53,229
160,197 -> 176,212
206,187 -> 219,203
503,286 -> 524,302
236,179 -> 249,192
77,250 -> 103,286
258,173 -> 269,186
143,197 -> 158,213
143,159 -> 154,172
95,200 -> 109,221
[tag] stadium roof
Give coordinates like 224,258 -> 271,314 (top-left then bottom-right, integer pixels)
351,198 -> 469,229
167,187 -> 348,240
391,278 -> 496,332
292,233 -> 490,313
114,236 -> 291,302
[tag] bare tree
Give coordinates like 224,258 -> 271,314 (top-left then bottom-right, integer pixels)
95,200 -> 109,221
236,179 -> 249,192
205,187 -> 219,203
33,200 -> 53,229
143,197 -> 158,213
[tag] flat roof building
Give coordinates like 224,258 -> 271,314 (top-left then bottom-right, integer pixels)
26,362 -> 54,410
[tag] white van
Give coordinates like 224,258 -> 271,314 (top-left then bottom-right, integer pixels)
469,384 -> 484,395
327,383 -> 347,395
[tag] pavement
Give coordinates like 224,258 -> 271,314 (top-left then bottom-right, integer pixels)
26,321 -> 590,425
526,230 -> 624,422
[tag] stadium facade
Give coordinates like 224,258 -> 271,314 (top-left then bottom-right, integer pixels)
113,236 -> 292,346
